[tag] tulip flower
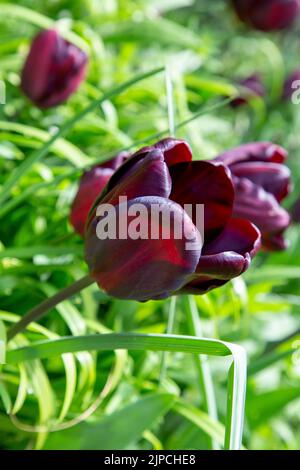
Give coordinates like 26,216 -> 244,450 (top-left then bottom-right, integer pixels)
84,138 -> 261,301
283,69 -> 300,100
70,152 -> 128,237
231,0 -> 300,31
21,29 -> 88,108
231,74 -> 265,108
214,142 -> 291,251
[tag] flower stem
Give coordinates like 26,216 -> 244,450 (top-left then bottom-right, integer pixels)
7,275 -> 95,342
184,295 -> 219,450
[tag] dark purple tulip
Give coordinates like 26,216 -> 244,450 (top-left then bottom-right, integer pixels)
231,74 -> 265,108
283,69 -> 300,100
231,0 -> 300,31
21,29 -> 88,108
84,138 -> 261,301
214,142 -> 291,251
70,152 -> 128,237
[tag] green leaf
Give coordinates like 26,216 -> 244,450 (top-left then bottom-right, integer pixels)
0,3 -> 90,53
0,319 -> 6,364
0,66 -> 164,206
6,333 -> 232,364
0,121 -> 90,167
246,266 -> 300,283
0,246 -> 82,260
44,392 -> 175,450
175,400 -> 225,447
0,379 -> 12,414
247,387 -> 300,427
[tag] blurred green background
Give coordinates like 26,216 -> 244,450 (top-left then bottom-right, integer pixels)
1,0 -> 300,450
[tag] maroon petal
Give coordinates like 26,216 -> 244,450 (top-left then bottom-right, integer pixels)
70,152 -> 129,237
101,150 -> 171,205
230,161 -> 291,201
104,137 -> 192,197
262,232 -> 289,251
169,161 -> 234,241
85,196 -> 202,301
179,218 -> 261,294
232,0 -> 300,31
154,138 -> 192,166
232,176 -> 291,236
214,142 -> 287,166
100,151 -> 129,170
201,218 -> 261,261
21,29 -> 57,102
21,29 -> 88,108
70,167 -> 114,236
87,150 -> 172,227
36,39 -> 87,108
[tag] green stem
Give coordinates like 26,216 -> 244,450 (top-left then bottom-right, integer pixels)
184,296 -> 219,450
7,275 -> 95,342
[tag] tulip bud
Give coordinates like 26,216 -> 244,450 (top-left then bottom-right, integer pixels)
231,0 -> 300,31
70,152 -> 128,237
21,29 -> 88,108
231,74 -> 265,108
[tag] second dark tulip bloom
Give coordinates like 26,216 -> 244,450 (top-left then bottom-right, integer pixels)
232,0 -> 300,31
21,29 -> 88,108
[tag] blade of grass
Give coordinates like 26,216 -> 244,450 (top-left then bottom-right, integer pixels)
184,296 -> 218,450
159,297 -> 177,384
0,3 -> 90,53
0,66 -> 164,206
7,275 -> 95,341
0,319 -> 6,364
224,345 -> 247,450
0,121 -> 90,167
6,333 -> 246,449
6,333 -> 231,364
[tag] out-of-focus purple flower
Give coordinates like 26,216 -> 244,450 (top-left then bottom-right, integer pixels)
70,152 -> 128,237
231,74 -> 265,108
84,138 -> 261,301
283,69 -> 300,100
292,198 -> 300,222
213,142 -> 291,251
231,0 -> 300,31
21,29 -> 88,108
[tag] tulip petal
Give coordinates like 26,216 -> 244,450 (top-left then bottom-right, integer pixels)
179,218 -> 261,294
70,167 -> 114,236
154,138 -> 193,166
169,161 -> 234,240
214,142 -> 287,165
21,29 -> 88,108
85,196 -> 202,301
21,29 -> 57,102
232,177 -> 291,235
37,39 -> 88,108
232,0 -> 300,31
90,150 -> 172,214
230,161 -> 291,201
